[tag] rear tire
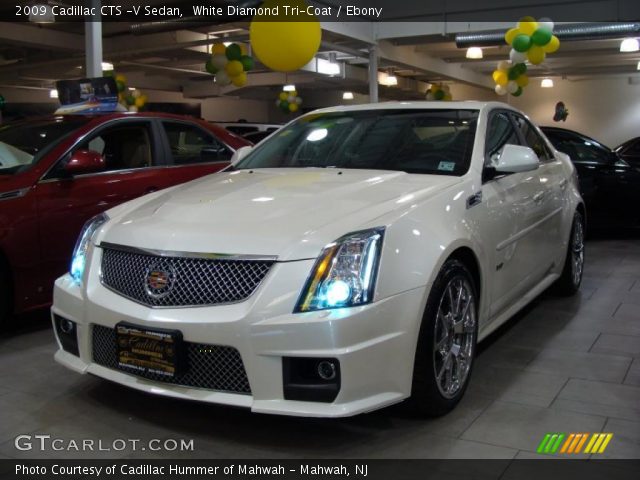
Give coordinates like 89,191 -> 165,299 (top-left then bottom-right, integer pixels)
554,210 -> 585,296
408,259 -> 478,416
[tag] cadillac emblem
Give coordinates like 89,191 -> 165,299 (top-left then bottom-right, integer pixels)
144,264 -> 176,299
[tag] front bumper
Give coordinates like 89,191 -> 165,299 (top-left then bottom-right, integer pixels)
52,254 -> 426,417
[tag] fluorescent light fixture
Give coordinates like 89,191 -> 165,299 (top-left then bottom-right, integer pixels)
466,47 -> 483,59
49,89 -> 58,99
101,62 -> 114,71
637,60 -> 640,70
317,57 -> 340,76
386,75 -> 398,86
342,91 -> 354,100
29,4 -> 55,23
620,38 -> 639,52
223,41 -> 232,47
283,84 -> 296,92
541,78 -> 554,88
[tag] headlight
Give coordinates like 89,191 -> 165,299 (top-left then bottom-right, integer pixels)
295,227 -> 385,312
70,213 -> 109,284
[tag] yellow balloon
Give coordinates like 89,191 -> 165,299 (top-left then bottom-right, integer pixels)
504,27 -> 519,45
211,43 -> 226,55
134,96 -> 146,108
443,93 -> 452,101
492,70 -> 508,86
518,21 -> 539,36
115,74 -> 127,84
516,74 -> 529,88
543,35 -> 560,53
279,91 -> 288,101
250,0 -> 321,72
290,90 -> 297,98
239,43 -> 248,55
225,60 -> 244,77
288,103 -> 299,113
231,72 -> 247,87
527,45 -> 545,65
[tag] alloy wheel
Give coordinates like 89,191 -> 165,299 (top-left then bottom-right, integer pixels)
571,216 -> 585,287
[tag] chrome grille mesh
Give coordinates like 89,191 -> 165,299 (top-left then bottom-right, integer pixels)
92,324 -> 251,394
100,246 -> 274,308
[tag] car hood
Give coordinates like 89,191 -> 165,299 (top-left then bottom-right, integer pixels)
103,168 -> 461,261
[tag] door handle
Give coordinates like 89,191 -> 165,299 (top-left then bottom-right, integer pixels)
533,191 -> 545,204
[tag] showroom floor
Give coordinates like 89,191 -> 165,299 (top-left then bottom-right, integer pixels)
0,236 -> 638,460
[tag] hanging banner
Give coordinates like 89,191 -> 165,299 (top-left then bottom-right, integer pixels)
54,77 -> 124,115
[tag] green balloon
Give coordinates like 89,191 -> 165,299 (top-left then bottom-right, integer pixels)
512,86 -> 523,97
103,70 -> 114,77
225,43 -> 242,61
116,80 -> 126,93
434,89 -> 445,100
125,94 -> 135,106
508,66 -> 519,80
531,28 -> 552,46
515,62 -> 527,75
512,34 -> 532,52
240,55 -> 254,71
205,59 -> 218,74
279,100 -> 290,112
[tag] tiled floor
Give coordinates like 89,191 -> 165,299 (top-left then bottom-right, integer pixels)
0,236 -> 638,460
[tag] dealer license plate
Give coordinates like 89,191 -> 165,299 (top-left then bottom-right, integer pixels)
116,323 -> 184,378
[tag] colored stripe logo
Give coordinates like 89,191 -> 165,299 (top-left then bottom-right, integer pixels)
537,433 -> 613,454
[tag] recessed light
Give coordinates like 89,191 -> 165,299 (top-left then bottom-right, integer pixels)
620,38 -> 639,52
101,62 -> 114,71
342,91 -> 354,100
541,78 -> 554,88
466,47 -> 483,59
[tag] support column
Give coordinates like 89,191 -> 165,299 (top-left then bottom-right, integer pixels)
368,45 -> 379,103
85,0 -> 102,77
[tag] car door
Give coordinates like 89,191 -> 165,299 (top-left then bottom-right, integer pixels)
476,110 -> 544,318
34,118 -> 165,294
617,138 -> 640,169
158,120 -> 233,185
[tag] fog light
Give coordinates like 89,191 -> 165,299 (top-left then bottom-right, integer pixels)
317,360 -> 337,380
60,318 -> 74,334
53,315 -> 79,356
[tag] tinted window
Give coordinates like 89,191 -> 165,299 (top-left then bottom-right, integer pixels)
485,111 -> 520,167
237,109 -> 479,176
512,115 -> 553,161
0,118 -> 86,174
544,130 -> 612,165
226,126 -> 258,135
163,122 -> 231,165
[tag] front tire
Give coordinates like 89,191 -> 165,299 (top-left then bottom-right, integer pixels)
409,259 -> 478,416
554,210 -> 585,296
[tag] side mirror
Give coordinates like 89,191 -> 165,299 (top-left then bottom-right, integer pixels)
65,150 -> 105,175
230,146 -> 253,166
494,144 -> 539,173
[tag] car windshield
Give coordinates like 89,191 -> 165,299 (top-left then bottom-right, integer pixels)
0,118 -> 87,175
236,109 -> 479,176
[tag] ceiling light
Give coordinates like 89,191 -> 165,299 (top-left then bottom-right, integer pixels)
637,61 -> 640,70
620,38 -> 639,52
342,91 -> 354,100
386,74 -> 398,86
50,89 -> 58,99
541,78 -> 554,88
223,42 -> 232,47
101,62 -> 114,71
317,58 -> 340,75
29,4 -> 55,23
466,47 -> 483,59
283,84 -> 296,92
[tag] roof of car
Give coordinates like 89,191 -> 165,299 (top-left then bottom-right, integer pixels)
310,101 -> 515,114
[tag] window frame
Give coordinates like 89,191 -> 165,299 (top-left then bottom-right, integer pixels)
509,113 -> 556,163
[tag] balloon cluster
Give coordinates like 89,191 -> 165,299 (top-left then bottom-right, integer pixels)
425,83 -> 452,101
505,17 -> 559,65
493,61 -> 528,97
206,43 -> 254,88
553,101 -> 569,122
276,90 -> 302,114
113,74 -> 148,112
493,17 -> 559,97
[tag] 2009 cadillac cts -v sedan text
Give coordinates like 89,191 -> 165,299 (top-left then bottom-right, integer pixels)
52,102 -> 585,417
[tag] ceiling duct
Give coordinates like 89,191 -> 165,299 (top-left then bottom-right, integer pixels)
130,0 -> 263,35
455,22 -> 640,48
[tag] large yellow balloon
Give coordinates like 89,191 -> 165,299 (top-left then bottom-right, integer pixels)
504,28 -> 519,45
518,21 -> 538,36
231,71 -> 247,87
250,0 -> 321,72
492,70 -> 508,86
527,45 -> 545,65
543,35 -> 560,53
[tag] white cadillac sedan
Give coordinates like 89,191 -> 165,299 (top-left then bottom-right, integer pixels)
52,102 -> 585,417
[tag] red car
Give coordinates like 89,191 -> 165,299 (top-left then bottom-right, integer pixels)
0,112 -> 250,324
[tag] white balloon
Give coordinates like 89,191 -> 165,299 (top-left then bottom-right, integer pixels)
538,17 -> 554,32
510,49 -> 527,64
128,105 -> 138,113
495,84 -> 508,96
132,89 -> 141,98
497,60 -> 512,71
275,99 -> 281,106
211,54 -> 228,70
295,97 -> 302,105
507,80 -> 518,94
426,92 -> 435,100
215,71 -> 231,86
287,95 -> 296,103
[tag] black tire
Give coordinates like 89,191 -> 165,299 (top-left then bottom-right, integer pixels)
408,259 -> 478,416
0,263 -> 11,329
554,210 -> 585,296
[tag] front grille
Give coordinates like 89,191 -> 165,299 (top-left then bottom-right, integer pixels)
92,324 -> 251,394
100,246 -> 274,308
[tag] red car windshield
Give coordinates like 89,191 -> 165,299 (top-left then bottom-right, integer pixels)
0,117 -> 88,175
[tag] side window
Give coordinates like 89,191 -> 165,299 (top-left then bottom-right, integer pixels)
512,115 -> 553,162
485,111 -> 520,167
548,133 -> 612,164
74,122 -> 153,171
162,122 -> 232,165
